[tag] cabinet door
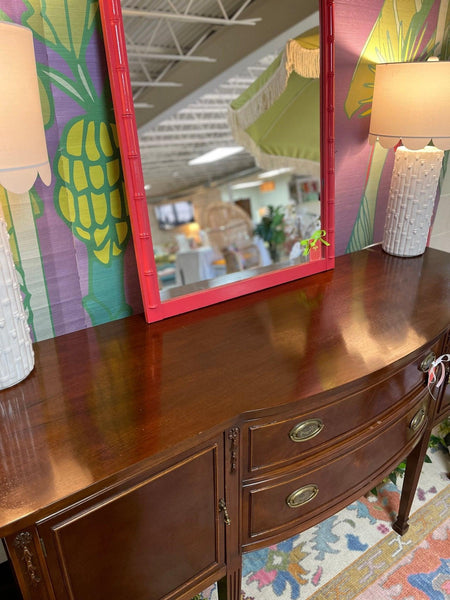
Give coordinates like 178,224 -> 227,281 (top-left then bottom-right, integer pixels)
38,440 -> 224,600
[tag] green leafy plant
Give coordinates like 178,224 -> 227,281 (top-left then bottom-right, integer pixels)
254,205 -> 286,262
370,454 -> 432,497
371,418 -> 450,497
429,417 -> 450,452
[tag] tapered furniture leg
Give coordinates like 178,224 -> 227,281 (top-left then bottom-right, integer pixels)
393,430 -> 431,535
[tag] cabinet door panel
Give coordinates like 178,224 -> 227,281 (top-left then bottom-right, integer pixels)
38,442 -> 224,600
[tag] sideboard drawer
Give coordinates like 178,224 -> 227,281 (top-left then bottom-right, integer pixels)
243,395 -> 429,547
246,341 -> 441,475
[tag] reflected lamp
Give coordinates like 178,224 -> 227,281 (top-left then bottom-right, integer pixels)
0,22 -> 51,389
369,60 -> 450,257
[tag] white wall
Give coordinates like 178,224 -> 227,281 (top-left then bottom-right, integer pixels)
220,173 -> 294,223
429,165 -> 450,253
219,173 -> 320,223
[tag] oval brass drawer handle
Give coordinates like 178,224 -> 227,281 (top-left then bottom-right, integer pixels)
420,352 -> 436,372
286,484 -> 319,508
289,419 -> 324,443
410,407 -> 426,432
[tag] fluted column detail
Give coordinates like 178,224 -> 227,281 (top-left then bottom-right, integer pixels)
382,146 -> 444,257
0,208 -> 34,389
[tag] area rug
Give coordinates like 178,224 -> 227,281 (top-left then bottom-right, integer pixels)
198,445 -> 449,600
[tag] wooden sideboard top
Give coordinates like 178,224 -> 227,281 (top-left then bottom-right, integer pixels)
1,245 -> 449,535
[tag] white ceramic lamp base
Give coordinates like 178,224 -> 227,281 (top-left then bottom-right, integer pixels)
382,146 -> 444,257
0,213 -> 34,390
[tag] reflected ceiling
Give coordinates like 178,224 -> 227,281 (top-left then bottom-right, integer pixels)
121,0 -> 319,200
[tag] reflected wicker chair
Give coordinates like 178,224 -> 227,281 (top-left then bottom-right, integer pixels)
201,201 -> 261,274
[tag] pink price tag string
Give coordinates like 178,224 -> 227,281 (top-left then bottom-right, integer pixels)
428,354 -> 450,400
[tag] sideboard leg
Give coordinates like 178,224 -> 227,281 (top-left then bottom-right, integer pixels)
217,566 -> 242,600
393,430 -> 431,535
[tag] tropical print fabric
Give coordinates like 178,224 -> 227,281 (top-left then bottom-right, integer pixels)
0,0 -> 140,341
336,0 -> 449,256
0,0 -> 448,339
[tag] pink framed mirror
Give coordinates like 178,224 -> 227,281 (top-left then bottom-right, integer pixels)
99,0 -> 335,323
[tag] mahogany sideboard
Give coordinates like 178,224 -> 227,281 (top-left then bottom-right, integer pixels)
1,245 -> 449,600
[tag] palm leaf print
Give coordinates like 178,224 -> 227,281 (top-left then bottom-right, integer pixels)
345,0 -> 438,253
22,0 -> 132,325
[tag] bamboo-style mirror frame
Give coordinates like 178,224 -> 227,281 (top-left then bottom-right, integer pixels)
99,0 -> 335,323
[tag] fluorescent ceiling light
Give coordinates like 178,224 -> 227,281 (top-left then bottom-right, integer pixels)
189,146 -> 243,165
231,180 -> 261,190
258,168 -> 292,178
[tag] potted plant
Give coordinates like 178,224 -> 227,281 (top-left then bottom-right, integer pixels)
254,205 -> 286,262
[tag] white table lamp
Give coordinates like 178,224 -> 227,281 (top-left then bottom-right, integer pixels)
0,22 -> 51,389
369,60 -> 450,257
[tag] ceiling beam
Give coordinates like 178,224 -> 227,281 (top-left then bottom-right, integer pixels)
122,9 -> 260,27
140,136 -> 234,147
143,118 -> 229,131
142,127 -> 231,137
131,81 -> 183,88
134,0 -> 319,131
178,106 -> 229,113
126,46 -> 217,63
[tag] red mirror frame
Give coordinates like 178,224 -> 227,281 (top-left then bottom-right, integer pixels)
99,0 -> 335,323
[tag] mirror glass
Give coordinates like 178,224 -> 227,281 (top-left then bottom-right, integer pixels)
100,0 -> 334,322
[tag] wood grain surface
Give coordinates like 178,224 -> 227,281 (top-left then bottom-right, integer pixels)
0,245 -> 448,536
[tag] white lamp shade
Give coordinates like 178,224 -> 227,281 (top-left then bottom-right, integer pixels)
0,22 -> 51,194
368,61 -> 450,151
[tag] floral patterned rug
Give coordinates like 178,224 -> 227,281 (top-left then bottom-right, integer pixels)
198,445 -> 449,600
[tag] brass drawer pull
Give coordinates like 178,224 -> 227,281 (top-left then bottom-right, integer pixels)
286,484 -> 319,508
420,352 -> 436,372
410,407 -> 426,432
289,419 -> 324,442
